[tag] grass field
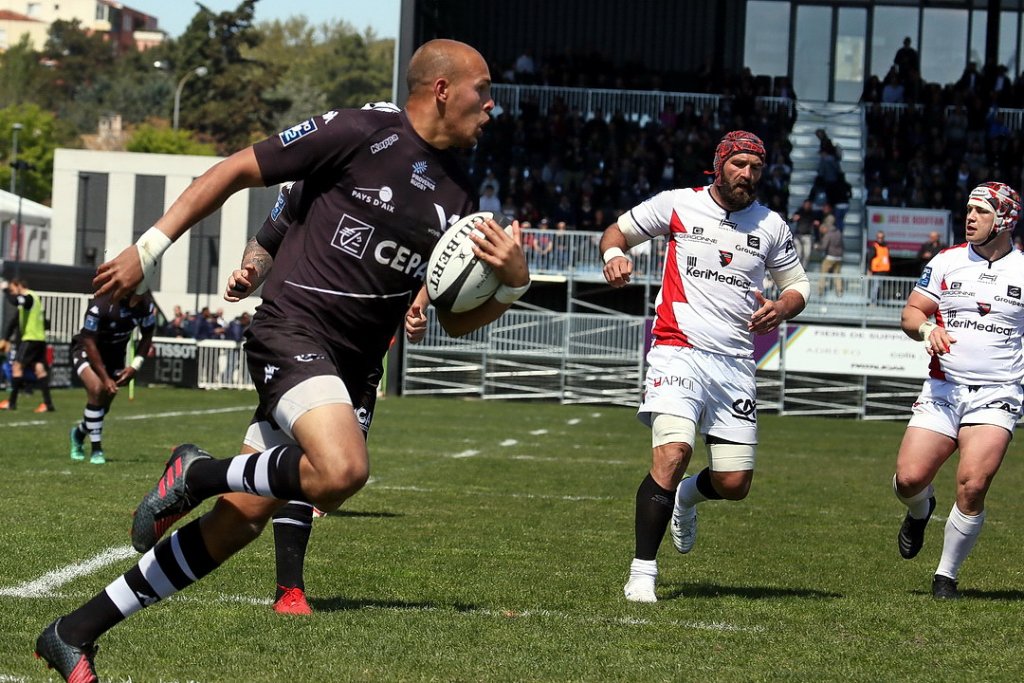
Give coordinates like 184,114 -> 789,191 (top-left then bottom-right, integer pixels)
2,387 -> 1024,682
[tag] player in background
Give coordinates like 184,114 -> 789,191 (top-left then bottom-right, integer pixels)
892,181 -> 1024,600
222,178 -> 431,615
0,278 -> 55,412
601,131 -> 809,602
35,38 -> 529,680
68,292 -> 156,464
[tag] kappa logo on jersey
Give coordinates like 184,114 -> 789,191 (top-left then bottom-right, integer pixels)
977,302 -> 992,316
294,353 -> 326,363
278,119 -> 317,146
979,273 -> 998,284
264,364 -> 279,383
718,251 -> 734,266
370,134 -> 399,155
1008,285 -> 1021,299
322,110 -> 339,124
331,214 -> 375,258
918,266 -> 932,287
747,235 -> 761,249
351,185 -> 395,213
730,398 -> 757,423
410,161 -> 437,191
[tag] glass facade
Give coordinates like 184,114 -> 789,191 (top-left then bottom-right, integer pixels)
744,1 -> 1024,102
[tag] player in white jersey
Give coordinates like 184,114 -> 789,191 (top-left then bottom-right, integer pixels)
600,131 -> 810,602
892,181 -> 1024,600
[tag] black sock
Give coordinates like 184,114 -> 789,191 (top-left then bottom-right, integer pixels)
695,468 -> 724,500
273,502 -> 314,598
187,445 -> 305,501
634,473 -> 675,561
58,519 -> 220,647
39,374 -> 53,408
8,377 -> 22,407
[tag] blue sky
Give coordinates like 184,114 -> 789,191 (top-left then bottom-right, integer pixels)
125,0 -> 400,39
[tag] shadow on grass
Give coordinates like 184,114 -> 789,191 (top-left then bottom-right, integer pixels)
310,596 -> 478,613
661,583 -> 843,600
911,588 -> 1024,601
320,510 -> 401,519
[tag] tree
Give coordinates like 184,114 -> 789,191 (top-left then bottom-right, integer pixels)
126,123 -> 216,156
40,20 -> 115,111
0,104 -> 76,203
0,36 -> 48,109
170,1 -> 285,153
246,17 -> 394,129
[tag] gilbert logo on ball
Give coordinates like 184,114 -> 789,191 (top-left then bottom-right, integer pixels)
427,211 -> 512,312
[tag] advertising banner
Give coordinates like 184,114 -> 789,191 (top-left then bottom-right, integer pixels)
865,207 -> 951,258
780,325 -> 928,379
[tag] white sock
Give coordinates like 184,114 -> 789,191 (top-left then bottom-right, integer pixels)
893,475 -> 934,519
629,558 -> 657,580
676,475 -> 708,508
935,503 -> 985,580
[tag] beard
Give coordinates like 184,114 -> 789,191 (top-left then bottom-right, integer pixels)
716,178 -> 757,211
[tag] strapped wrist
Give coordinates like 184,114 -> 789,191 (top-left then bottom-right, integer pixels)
494,281 -> 531,304
918,321 -> 937,341
135,227 -> 173,294
131,356 -> 145,371
602,247 -> 627,264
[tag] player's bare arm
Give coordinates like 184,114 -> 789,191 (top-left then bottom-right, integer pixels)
95,148 -> 265,301
405,287 -> 431,343
599,223 -> 633,287
438,218 -> 530,337
901,290 -> 954,355
225,237 -> 274,302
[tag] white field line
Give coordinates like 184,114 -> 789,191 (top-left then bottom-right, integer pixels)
7,587 -> 762,634
0,545 -> 134,597
449,449 -> 480,459
374,484 -> 612,502
0,405 -> 253,430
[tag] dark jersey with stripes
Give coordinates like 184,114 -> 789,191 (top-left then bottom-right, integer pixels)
71,292 -> 156,356
251,108 -> 475,368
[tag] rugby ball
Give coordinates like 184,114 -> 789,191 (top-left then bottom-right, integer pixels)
426,211 -> 512,312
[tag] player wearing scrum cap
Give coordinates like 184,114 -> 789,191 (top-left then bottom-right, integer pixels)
892,181 -> 1024,600
600,130 -> 810,602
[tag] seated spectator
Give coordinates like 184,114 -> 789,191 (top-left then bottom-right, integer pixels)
479,184 -> 502,214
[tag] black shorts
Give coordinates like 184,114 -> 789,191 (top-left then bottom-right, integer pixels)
15,340 -> 48,368
244,319 -> 381,434
71,342 -> 125,379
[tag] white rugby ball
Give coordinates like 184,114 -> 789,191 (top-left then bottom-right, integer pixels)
426,211 -> 512,312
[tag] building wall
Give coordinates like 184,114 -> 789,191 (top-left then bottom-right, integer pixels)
52,149 -> 278,317
0,13 -> 46,49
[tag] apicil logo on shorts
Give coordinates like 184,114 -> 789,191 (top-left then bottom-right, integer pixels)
278,119 -> 318,146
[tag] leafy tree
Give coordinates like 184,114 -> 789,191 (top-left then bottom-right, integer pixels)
40,20 -> 115,111
246,17 -> 394,129
0,36 -> 48,109
126,123 -> 217,155
0,104 -> 76,203
170,1 -> 285,153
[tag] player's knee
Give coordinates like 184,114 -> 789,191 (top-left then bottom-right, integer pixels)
714,472 -> 752,500
319,457 -> 370,501
957,476 -> 991,507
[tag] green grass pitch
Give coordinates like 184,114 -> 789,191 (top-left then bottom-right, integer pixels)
1,387 -> 1023,681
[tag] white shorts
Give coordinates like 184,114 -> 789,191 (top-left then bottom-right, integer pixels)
638,345 -> 757,444
908,379 -> 1022,439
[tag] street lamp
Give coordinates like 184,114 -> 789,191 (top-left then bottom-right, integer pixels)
173,66 -> 209,131
7,122 -> 23,263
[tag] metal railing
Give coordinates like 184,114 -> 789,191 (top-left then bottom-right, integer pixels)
868,102 -> 1024,130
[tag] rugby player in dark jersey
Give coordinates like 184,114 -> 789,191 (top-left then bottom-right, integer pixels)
223,175 -> 432,615
68,292 -> 156,464
36,39 -> 529,680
